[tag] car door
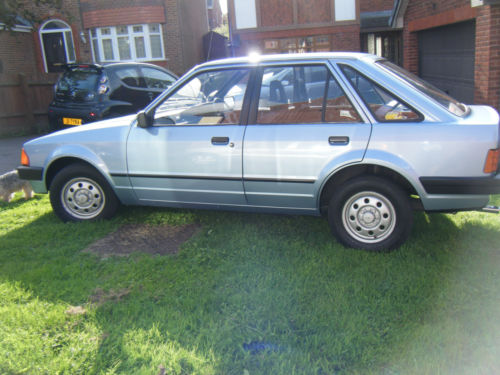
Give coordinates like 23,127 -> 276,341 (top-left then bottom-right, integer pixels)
126,67 -> 251,206
110,66 -> 149,111
242,62 -> 372,211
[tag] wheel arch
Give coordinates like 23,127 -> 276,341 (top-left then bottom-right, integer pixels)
318,164 -> 422,214
45,157 -> 114,194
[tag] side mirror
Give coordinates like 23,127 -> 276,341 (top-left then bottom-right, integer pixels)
137,110 -> 153,128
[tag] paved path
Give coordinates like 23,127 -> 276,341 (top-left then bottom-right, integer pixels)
0,136 -> 38,175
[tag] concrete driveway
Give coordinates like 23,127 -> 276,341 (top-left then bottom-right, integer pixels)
0,136 -> 38,175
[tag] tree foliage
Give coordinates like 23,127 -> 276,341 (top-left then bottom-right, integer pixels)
0,0 -> 63,30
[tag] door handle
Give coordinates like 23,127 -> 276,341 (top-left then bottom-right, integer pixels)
328,136 -> 350,145
211,136 -> 229,145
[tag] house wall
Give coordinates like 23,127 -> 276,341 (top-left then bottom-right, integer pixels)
360,0 -> 394,13
403,0 -> 500,110
228,0 -> 360,55
0,31 -> 38,76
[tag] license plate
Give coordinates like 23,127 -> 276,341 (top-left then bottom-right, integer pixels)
62,117 -> 82,126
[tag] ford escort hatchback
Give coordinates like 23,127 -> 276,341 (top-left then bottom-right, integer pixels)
18,53 -> 500,251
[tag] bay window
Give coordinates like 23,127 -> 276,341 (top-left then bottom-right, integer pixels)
90,24 -> 165,63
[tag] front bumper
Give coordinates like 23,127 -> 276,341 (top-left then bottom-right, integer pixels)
17,166 -> 43,181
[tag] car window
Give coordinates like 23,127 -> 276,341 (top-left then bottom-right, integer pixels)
114,67 -> 142,88
55,66 -> 100,101
153,69 -> 250,126
377,60 -> 469,117
141,67 -> 176,90
256,65 -> 362,124
339,64 -> 421,122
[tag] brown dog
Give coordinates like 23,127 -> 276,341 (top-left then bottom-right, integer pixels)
0,170 -> 34,202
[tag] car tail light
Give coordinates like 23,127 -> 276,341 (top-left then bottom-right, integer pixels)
484,148 -> 500,173
21,148 -> 30,166
98,84 -> 109,95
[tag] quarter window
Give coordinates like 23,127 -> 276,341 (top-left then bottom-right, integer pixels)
257,65 -> 361,124
340,64 -> 421,122
90,24 -> 165,63
154,69 -> 250,126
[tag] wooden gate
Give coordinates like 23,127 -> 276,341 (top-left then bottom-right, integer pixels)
0,73 -> 57,136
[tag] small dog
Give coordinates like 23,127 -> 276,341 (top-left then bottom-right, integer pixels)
0,170 -> 34,202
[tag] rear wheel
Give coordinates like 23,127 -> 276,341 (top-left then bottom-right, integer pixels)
49,164 -> 119,222
328,176 -> 413,251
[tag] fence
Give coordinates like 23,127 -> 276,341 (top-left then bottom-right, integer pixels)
0,73 -> 57,137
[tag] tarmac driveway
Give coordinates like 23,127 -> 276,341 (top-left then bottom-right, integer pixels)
0,136 -> 38,175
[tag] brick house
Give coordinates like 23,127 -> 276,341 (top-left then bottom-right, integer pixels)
1,0 -> 209,77
227,0 -> 500,111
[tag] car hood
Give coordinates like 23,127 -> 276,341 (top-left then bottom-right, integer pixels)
27,114 -> 137,145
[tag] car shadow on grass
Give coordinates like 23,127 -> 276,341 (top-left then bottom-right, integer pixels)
0,204 -> 499,374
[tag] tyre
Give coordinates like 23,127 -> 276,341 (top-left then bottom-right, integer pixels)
328,176 -> 413,251
49,164 -> 119,222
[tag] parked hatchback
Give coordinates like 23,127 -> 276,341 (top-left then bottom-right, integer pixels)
48,62 -> 177,130
20,53 -> 500,251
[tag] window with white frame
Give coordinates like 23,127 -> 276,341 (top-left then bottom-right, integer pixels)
90,24 -> 165,63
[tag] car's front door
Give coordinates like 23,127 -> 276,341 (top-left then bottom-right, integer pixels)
243,63 -> 372,211
126,68 -> 251,206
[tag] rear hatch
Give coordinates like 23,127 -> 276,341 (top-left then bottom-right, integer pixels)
54,64 -> 102,105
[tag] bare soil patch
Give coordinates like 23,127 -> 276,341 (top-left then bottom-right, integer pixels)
83,223 -> 200,258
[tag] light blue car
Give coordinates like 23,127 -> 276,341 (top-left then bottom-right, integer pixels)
18,53 -> 500,251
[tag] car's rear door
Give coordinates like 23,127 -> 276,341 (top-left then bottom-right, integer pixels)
126,67 -> 252,206
242,61 -> 372,212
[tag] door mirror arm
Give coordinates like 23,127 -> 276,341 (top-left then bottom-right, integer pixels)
137,110 -> 153,128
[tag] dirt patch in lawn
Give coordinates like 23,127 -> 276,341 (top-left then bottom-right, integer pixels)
83,223 -> 201,258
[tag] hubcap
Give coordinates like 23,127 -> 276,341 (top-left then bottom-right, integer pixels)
342,191 -> 396,243
61,177 -> 105,219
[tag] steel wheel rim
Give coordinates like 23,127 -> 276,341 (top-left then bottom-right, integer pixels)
342,191 -> 396,244
61,177 -> 105,219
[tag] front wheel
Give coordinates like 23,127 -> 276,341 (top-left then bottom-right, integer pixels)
328,176 -> 413,251
49,164 -> 119,222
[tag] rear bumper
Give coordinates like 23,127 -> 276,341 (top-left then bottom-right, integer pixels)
48,105 -> 104,130
420,176 -> 500,195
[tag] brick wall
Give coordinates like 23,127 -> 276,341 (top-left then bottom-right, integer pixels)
474,4 -> 500,110
403,0 -> 500,110
360,0 -> 394,13
0,32 -> 38,76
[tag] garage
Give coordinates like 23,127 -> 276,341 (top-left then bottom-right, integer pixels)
418,21 -> 475,104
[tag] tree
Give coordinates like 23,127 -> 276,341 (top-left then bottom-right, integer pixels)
0,0 -> 63,30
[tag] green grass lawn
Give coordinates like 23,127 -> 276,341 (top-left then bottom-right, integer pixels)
1,195 -> 499,374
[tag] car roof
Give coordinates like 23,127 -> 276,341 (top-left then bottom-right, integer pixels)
200,52 -> 382,68
64,62 -> 178,78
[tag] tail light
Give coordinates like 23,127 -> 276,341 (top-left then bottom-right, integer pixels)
484,148 -> 500,173
21,148 -> 30,166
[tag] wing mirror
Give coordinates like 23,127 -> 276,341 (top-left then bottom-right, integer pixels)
137,110 -> 153,128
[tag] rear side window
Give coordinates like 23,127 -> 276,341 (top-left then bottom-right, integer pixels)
256,65 -> 361,125
141,67 -> 176,90
339,64 -> 421,122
